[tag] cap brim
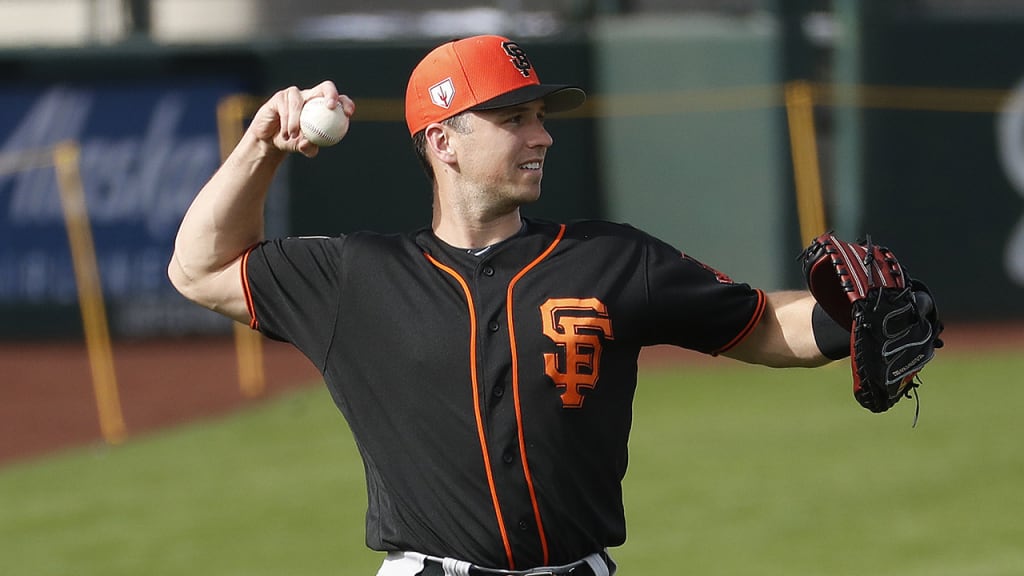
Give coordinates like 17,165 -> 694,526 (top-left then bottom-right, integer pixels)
469,84 -> 586,114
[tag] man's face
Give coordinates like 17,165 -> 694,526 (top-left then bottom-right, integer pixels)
451,99 -> 554,210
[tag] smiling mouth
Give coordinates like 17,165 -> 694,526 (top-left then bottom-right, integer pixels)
519,161 -> 542,171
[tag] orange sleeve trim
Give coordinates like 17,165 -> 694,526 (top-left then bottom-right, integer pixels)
425,252 -> 515,570
505,223 -> 565,566
240,245 -> 259,330
712,288 -> 767,356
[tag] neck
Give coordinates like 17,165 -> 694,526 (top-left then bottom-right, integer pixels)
432,204 -> 523,250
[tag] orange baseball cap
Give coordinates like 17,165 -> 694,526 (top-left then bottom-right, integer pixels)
405,35 -> 586,135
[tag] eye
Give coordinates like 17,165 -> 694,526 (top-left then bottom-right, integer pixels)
506,113 -> 523,125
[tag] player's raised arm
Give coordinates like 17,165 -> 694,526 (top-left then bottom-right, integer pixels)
167,82 -> 352,323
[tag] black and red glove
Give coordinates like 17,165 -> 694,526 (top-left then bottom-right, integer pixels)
800,232 -> 944,414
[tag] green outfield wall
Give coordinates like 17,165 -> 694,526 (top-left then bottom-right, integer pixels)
859,12 -> 1024,320
591,14 -> 788,291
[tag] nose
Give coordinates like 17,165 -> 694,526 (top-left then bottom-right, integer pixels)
530,122 -> 553,148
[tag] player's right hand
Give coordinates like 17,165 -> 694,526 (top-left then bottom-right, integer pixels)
249,81 -> 355,158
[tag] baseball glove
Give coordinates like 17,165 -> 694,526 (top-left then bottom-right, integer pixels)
799,232 -> 944,416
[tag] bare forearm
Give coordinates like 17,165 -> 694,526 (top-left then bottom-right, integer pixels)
167,82 -> 350,321
172,134 -> 284,278
767,291 -> 830,366
166,133 -> 285,319
725,290 -> 832,367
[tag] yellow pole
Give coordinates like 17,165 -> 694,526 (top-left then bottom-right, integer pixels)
52,141 -> 127,445
217,94 -> 266,398
784,81 -> 828,245
233,322 -> 264,398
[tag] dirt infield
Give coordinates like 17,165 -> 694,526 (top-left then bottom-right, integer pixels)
1,336 -> 320,467
1,323 -> 1020,468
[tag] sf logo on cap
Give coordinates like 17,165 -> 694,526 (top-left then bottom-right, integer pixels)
429,78 -> 456,109
501,42 -> 533,78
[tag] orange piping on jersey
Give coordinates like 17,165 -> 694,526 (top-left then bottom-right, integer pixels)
505,223 -> 565,566
712,288 -> 767,355
425,253 -> 516,570
241,245 -> 259,330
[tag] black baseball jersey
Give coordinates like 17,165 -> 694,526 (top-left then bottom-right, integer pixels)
242,218 -> 765,570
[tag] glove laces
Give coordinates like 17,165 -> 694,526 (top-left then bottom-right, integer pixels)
903,376 -> 921,428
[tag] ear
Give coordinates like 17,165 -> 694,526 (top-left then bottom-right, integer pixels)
424,123 -> 458,167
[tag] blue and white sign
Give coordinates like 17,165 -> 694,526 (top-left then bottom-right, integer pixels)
0,80 -> 249,335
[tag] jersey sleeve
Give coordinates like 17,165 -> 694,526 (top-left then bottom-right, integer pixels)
242,236 -> 346,370
641,234 -> 766,355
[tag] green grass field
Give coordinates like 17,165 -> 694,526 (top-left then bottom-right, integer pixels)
2,351 -> 1021,576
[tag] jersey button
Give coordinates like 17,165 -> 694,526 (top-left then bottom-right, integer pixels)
493,384 -> 505,398
482,266 -> 495,277
502,449 -> 515,464
488,320 -> 500,332
518,519 -> 530,531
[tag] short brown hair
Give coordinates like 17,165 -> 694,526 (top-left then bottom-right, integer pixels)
411,112 -> 471,182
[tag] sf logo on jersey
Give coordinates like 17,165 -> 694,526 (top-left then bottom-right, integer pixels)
540,298 -> 614,408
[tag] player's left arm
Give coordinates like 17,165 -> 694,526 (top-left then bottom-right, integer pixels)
722,290 -> 833,368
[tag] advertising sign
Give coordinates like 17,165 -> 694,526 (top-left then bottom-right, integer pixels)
0,80 -> 248,337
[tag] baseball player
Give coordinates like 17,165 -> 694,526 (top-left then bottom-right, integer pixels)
169,35 -> 854,576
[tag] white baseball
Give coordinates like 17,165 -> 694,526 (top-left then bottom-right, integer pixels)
300,97 -> 349,147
